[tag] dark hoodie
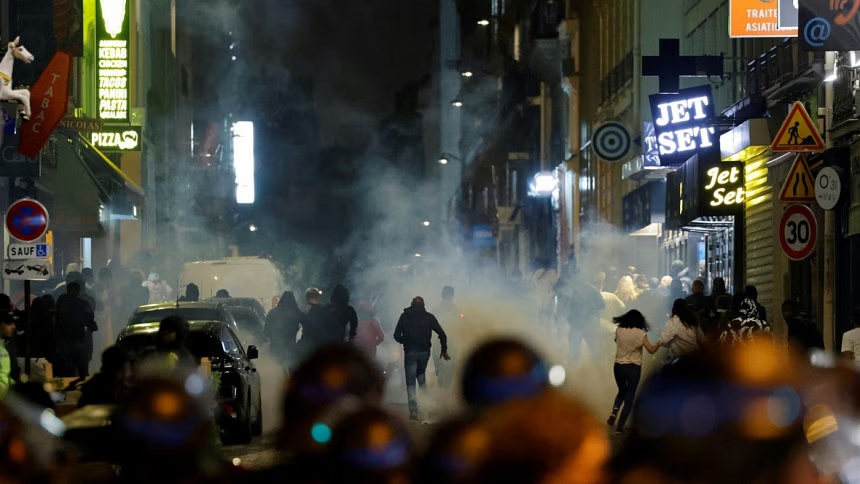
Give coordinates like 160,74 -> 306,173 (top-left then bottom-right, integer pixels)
329,285 -> 358,342
394,304 -> 448,354
265,291 -> 304,360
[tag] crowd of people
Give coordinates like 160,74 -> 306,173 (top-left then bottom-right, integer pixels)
0,261 -> 182,382
1,313 -> 857,482
2,256 -> 860,481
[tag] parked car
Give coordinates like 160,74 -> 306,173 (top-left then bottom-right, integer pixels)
207,297 -> 267,345
116,320 -> 263,444
125,301 -> 240,333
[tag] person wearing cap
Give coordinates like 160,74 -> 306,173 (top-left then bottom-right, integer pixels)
394,296 -> 449,420
300,287 -> 337,356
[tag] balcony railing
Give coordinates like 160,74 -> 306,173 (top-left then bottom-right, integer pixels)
743,39 -> 821,95
601,52 -> 634,102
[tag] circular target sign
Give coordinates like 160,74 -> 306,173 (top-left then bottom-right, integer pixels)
778,204 -> 817,261
593,122 -> 632,163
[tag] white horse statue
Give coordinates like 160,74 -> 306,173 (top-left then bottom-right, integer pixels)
0,37 -> 34,120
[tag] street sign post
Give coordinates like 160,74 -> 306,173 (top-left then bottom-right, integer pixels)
778,154 -> 817,203
778,204 -> 818,261
815,166 -> 842,210
771,101 -> 825,152
2,260 -> 52,280
5,198 -> 49,242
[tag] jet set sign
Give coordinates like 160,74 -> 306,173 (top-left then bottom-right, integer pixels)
649,85 -> 717,166
702,162 -> 744,211
91,126 -> 141,152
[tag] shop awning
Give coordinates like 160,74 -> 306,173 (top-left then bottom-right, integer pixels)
56,128 -> 144,207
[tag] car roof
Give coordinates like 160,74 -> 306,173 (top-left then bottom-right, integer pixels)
206,297 -> 260,306
120,320 -> 228,337
134,301 -> 227,312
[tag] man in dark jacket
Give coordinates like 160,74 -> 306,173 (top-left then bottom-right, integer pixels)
55,282 -> 96,377
265,291 -> 304,370
301,287 -> 338,353
329,284 -> 358,343
393,296 -> 449,420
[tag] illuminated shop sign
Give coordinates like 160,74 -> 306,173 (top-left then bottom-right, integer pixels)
91,126 -> 141,151
698,160 -> 744,217
641,121 -> 660,167
649,85 -> 717,166
96,0 -> 130,121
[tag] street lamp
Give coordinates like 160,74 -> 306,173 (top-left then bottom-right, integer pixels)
529,171 -> 558,197
451,99 -> 463,107
477,19 -> 490,26
438,153 -> 464,166
422,220 -> 431,227
461,71 -> 473,77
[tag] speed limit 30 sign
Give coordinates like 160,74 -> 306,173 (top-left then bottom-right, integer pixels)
779,204 -> 817,261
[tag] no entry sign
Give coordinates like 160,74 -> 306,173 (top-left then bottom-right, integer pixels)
778,204 -> 817,261
5,199 -> 49,242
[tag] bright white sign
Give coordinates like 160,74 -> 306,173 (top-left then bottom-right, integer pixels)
653,95 -> 716,157
232,121 -> 255,204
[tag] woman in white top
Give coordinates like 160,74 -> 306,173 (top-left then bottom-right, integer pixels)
607,309 -> 660,434
659,299 -> 702,361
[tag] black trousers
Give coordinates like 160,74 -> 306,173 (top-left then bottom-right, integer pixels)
611,362 -> 642,428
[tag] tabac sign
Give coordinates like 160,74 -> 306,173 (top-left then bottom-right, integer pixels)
649,85 -> 718,166
96,0 -> 130,122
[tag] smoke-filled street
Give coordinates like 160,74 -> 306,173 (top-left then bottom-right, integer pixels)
3,0 -> 860,482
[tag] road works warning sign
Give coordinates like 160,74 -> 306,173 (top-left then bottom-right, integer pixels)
771,102 -> 825,152
779,154 -> 817,203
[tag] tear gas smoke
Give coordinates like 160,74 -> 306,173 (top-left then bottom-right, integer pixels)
155,0 -> 686,429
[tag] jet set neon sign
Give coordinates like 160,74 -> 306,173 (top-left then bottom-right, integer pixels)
649,85 -> 716,166
703,165 -> 744,207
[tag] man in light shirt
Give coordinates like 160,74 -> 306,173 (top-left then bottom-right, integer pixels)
840,308 -> 860,361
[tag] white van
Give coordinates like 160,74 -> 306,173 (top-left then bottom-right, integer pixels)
179,257 -> 289,313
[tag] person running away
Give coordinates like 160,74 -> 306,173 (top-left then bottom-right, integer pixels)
607,310 -> 660,434
393,296 -> 449,420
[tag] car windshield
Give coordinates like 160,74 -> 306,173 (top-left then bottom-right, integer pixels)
128,308 -> 222,325
230,308 -> 261,328
119,330 -> 222,360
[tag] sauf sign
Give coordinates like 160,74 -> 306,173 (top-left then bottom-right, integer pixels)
649,85 -> 717,166
701,161 -> 744,215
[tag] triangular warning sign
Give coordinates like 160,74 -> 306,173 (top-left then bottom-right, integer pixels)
778,153 -> 817,202
771,101 -> 825,152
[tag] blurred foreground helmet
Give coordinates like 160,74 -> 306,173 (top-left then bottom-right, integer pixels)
473,391 -> 609,483
461,338 -> 549,408
0,393 -> 64,483
325,405 -> 413,484
280,344 -> 385,452
113,372 -> 217,479
415,415 -> 490,484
